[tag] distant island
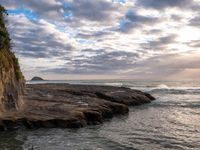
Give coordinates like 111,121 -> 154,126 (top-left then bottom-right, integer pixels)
31,76 -> 44,81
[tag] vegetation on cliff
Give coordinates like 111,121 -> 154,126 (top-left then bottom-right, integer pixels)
0,5 -> 10,49
0,5 -> 25,111
0,5 -> 23,81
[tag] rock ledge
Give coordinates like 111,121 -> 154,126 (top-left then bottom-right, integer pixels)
0,83 -> 155,130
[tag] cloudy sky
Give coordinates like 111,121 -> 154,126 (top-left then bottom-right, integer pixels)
1,0 -> 200,80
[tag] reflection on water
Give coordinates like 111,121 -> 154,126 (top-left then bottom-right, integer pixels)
0,80 -> 200,150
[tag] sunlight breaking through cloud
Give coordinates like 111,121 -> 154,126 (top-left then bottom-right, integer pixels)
0,0 -> 199,80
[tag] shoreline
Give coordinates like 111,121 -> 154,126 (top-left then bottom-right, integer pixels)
0,83 -> 155,131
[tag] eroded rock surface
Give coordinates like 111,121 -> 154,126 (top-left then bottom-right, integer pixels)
0,83 -> 155,130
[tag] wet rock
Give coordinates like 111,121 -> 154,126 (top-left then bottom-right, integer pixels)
0,83 -> 155,130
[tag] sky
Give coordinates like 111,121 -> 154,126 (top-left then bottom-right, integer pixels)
0,0 -> 200,80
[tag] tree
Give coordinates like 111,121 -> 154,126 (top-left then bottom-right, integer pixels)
0,5 -> 10,49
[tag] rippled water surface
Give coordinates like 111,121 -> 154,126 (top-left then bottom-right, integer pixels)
1,80 -> 200,150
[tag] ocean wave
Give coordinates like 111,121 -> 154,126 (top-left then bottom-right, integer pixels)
149,88 -> 200,94
150,101 -> 200,109
156,84 -> 169,89
104,82 -> 123,87
129,84 -> 200,94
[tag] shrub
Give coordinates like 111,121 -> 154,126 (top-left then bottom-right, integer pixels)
0,5 -> 10,50
0,5 -> 23,81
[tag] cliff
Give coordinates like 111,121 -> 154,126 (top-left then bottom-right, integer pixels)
0,6 -> 25,112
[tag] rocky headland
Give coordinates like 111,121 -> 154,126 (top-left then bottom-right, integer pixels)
0,83 -> 155,130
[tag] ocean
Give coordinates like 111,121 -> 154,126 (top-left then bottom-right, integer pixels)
1,80 -> 200,150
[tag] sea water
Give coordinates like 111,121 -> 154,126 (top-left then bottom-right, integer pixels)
0,80 -> 200,150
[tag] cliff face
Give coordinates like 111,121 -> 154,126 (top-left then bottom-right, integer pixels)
0,6 -> 25,112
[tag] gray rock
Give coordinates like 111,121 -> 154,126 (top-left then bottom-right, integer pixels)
0,83 -> 155,130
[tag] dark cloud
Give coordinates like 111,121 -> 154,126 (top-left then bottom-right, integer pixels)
24,0 -> 63,19
136,0 -> 194,9
119,10 -> 159,32
142,34 -> 177,50
126,10 -> 158,23
190,2 -> 200,12
170,15 -> 183,21
7,15 -> 73,59
143,29 -> 163,35
76,30 -> 112,39
0,0 -> 19,9
65,0 -> 115,21
42,50 -> 140,74
188,40 -> 200,48
189,16 -> 200,27
0,0 -> 64,20
14,42 -> 72,59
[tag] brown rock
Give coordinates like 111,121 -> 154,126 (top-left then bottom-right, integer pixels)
0,83 -> 155,130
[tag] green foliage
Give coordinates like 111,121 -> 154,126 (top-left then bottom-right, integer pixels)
0,5 -> 23,81
0,5 -> 10,49
0,49 -> 10,71
0,49 -> 23,81
12,53 -> 22,80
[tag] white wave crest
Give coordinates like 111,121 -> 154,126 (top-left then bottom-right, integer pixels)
104,82 -> 123,87
156,84 -> 169,89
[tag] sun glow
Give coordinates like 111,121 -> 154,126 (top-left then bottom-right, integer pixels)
177,27 -> 200,42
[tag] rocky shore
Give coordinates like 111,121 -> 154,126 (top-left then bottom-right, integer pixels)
0,83 -> 155,130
